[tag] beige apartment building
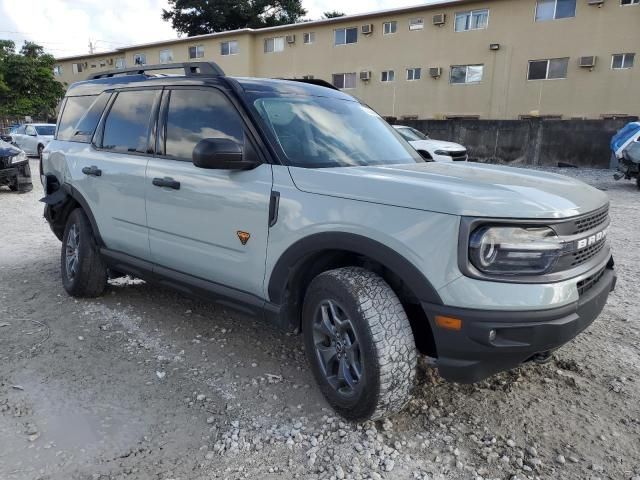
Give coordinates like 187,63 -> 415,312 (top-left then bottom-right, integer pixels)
53,0 -> 640,120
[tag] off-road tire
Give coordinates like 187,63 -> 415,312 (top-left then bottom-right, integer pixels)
302,267 -> 417,421
61,208 -> 107,297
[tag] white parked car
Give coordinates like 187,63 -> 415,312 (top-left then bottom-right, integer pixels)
393,125 -> 468,162
11,123 -> 56,158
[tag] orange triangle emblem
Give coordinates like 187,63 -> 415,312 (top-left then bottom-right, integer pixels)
237,231 -> 251,245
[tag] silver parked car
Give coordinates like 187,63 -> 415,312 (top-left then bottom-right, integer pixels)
41,62 -> 615,421
11,123 -> 56,157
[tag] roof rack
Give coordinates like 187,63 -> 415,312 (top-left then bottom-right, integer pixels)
88,62 -> 225,80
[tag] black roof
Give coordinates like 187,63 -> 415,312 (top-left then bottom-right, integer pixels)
66,61 -> 353,101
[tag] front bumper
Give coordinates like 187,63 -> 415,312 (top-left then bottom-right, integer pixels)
422,261 -> 616,383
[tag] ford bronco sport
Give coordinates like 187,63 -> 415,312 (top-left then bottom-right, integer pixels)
41,63 -> 616,421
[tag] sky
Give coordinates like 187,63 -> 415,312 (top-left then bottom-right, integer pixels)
0,0 -> 440,58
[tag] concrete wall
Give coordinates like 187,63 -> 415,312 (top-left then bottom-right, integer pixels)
398,117 -> 638,168
53,0 -> 640,120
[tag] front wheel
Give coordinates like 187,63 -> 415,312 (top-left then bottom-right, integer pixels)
302,267 -> 417,421
61,209 -> 107,297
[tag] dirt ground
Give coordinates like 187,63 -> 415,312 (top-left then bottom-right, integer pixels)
0,160 -> 638,480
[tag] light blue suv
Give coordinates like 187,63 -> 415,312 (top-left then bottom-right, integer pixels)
41,63 -> 615,421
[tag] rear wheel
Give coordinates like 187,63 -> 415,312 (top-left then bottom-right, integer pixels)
61,209 -> 107,297
302,267 -> 417,421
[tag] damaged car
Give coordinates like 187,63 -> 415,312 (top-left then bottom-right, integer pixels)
0,139 -> 32,193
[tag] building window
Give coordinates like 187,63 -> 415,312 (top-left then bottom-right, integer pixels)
621,0 -> 639,4
189,45 -> 204,59
221,40 -> 239,56
454,9 -> 489,31
264,37 -> 285,53
527,58 -> 569,80
450,64 -> 484,84
115,57 -> 126,69
381,70 -> 395,82
612,53 -> 635,69
406,67 -> 422,80
133,53 -> 146,65
332,72 -> 357,89
159,49 -> 173,64
53,65 -> 62,76
409,18 -> 424,30
535,0 -> 576,21
99,60 -> 106,67
72,63 -> 84,74
334,27 -> 358,45
383,21 -> 397,35
303,32 -> 315,44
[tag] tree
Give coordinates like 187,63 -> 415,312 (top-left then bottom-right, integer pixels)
322,11 -> 345,18
162,0 -> 307,37
0,41 -> 65,119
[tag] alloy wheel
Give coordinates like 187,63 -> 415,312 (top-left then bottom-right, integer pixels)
65,224 -> 80,280
312,299 -> 363,396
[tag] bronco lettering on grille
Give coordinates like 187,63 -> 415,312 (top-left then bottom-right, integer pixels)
576,228 -> 608,250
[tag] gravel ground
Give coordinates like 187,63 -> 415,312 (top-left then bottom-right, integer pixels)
0,160 -> 639,480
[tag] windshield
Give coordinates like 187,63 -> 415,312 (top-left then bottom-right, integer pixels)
252,95 -> 422,168
397,127 -> 429,141
35,125 -> 55,136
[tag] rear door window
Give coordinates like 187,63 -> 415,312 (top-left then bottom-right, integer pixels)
57,96 -> 97,140
163,88 -> 244,161
101,90 -> 158,154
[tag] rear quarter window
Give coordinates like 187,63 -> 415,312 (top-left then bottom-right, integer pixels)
57,95 -> 98,141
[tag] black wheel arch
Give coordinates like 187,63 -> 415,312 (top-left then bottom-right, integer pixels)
268,232 -> 441,355
43,182 -> 104,246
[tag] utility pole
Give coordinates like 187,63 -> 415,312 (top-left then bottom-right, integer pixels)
88,39 -> 95,54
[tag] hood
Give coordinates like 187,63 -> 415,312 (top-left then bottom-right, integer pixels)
289,162 -> 608,219
409,139 -> 465,151
0,139 -> 22,157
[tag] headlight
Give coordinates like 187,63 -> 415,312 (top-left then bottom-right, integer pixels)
469,226 -> 562,275
10,151 -> 27,164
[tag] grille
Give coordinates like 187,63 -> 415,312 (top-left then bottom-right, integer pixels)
572,207 -> 609,234
577,267 -> 606,296
571,240 -> 606,267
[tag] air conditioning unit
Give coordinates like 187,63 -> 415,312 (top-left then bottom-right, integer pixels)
579,56 -> 597,68
361,24 -> 373,35
286,34 -> 296,44
429,67 -> 442,78
107,58 -> 113,65
587,0 -> 604,5
360,70 -> 371,81
432,13 -> 446,26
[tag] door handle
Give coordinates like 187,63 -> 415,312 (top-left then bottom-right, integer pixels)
82,166 -> 102,176
152,177 -> 180,190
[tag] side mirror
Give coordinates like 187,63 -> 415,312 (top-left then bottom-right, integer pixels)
192,138 -> 257,170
